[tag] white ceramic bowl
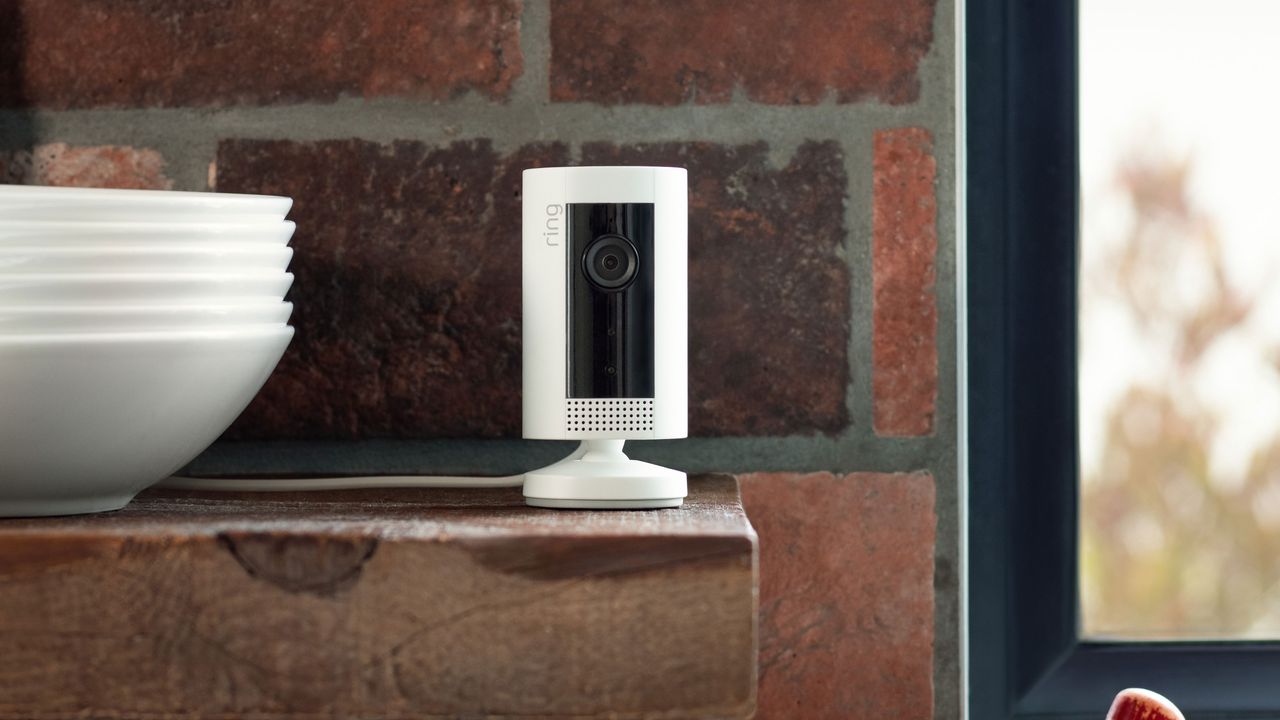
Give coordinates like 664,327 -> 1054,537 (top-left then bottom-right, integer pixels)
0,186 -> 291,222
0,220 -> 295,246
0,273 -> 293,304
0,326 -> 293,516
0,245 -> 293,273
0,302 -> 292,334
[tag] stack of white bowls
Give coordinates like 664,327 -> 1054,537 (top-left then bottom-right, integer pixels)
0,185 -> 296,517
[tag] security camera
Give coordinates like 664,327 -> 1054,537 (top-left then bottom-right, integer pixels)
522,166 -> 688,509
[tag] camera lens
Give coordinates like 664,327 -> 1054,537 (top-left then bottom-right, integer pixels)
582,234 -> 639,290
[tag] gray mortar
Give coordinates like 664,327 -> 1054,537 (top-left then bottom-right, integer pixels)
917,1 -> 960,716
0,0 -> 962,716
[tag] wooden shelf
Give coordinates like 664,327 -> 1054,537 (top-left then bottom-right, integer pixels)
0,474 -> 757,719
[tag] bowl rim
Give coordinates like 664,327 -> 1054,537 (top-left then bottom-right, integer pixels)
0,244 -> 294,256
0,271 -> 294,282
0,185 -> 292,205
0,219 -> 296,232
0,301 -> 293,314
0,321 -> 291,336
0,324 -> 294,345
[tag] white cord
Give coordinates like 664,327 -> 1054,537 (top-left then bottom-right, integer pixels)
159,474 -> 524,491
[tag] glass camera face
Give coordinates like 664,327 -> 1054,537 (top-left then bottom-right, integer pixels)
566,203 -> 655,398
582,234 -> 639,290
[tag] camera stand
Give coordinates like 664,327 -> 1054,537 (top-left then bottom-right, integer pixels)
523,439 -> 687,509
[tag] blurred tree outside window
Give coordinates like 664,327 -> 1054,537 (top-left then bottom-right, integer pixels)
1080,0 -> 1280,638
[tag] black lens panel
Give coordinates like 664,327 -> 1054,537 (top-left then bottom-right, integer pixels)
582,234 -> 638,290
566,202 -> 655,399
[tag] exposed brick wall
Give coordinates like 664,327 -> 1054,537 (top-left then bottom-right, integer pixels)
550,0 -> 936,105
874,128 -> 940,437
741,472 -> 936,719
215,139 -> 556,439
215,139 -> 850,439
0,1 -> 955,717
0,0 -> 523,109
580,142 -> 850,436
0,144 -> 172,189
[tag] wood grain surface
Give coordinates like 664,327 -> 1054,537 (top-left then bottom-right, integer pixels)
0,474 -> 757,719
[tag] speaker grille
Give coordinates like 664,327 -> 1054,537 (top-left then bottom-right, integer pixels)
566,398 -> 655,434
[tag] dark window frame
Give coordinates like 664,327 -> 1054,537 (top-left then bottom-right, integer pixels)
966,1 -> 1280,718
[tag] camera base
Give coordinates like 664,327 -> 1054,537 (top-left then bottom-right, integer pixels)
523,439 -> 686,510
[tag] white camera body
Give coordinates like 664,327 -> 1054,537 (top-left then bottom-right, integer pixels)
521,166 -> 688,509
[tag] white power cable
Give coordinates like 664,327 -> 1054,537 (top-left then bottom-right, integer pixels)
158,474 -> 524,491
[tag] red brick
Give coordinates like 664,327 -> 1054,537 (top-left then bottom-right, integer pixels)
215,139 -> 848,440
0,144 -> 172,189
216,139 -> 565,440
550,0 -> 936,105
739,471 -> 935,719
0,0 -> 522,109
582,142 -> 850,436
873,128 -> 938,437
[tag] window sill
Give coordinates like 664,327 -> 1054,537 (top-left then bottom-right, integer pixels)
0,474 -> 758,718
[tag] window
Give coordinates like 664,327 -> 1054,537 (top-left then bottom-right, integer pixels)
1079,0 -> 1280,640
967,1 -> 1280,717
